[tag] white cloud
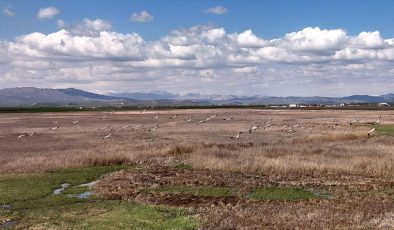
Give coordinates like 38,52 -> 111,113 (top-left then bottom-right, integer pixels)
130,10 -> 153,22
2,23 -> 394,96
204,6 -> 227,15
62,18 -> 112,36
235,30 -> 267,47
3,7 -> 14,17
56,19 -> 66,28
37,7 -> 59,19
350,31 -> 385,49
277,27 -> 347,54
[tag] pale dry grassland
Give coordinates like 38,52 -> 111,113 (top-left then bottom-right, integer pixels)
1,109 -> 394,177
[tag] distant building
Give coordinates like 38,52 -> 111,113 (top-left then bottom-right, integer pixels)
288,104 -> 297,108
378,102 -> 390,106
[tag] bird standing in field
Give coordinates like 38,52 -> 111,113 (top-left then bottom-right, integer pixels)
368,128 -> 376,137
149,125 -> 159,131
375,115 -> 381,125
185,117 -> 192,122
350,119 -> 359,125
153,113 -> 159,119
247,125 -> 259,133
102,134 -> 112,139
230,131 -> 243,139
17,134 -> 26,139
286,129 -> 295,134
72,120 -> 79,124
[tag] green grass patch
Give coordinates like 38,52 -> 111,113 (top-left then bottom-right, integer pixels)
11,200 -> 198,230
374,124 -> 394,136
62,185 -> 90,195
145,185 -> 234,197
174,163 -> 193,169
0,165 -> 130,204
249,187 -> 317,201
0,164 -> 199,229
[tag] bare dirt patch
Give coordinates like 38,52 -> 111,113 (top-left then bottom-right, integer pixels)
95,164 -> 394,229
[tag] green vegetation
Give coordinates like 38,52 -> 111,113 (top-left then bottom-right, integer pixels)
174,162 -> 193,169
249,187 -> 317,201
145,185 -> 234,197
0,165 -> 198,229
0,165 -> 129,203
375,124 -> 394,136
62,185 -> 90,195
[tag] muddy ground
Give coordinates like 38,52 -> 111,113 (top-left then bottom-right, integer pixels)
96,163 -> 394,229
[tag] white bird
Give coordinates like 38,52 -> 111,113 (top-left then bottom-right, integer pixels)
230,131 -> 243,139
293,124 -> 300,128
375,115 -> 381,125
149,125 -> 159,131
17,134 -> 26,139
49,127 -> 60,130
350,119 -> 359,125
247,125 -> 259,133
102,134 -> 112,139
72,121 -> 79,124
170,114 -> 178,119
52,121 -> 59,124
153,113 -> 159,119
223,117 -> 234,121
27,132 -> 36,136
101,115 -> 108,119
121,125 -> 128,130
185,117 -> 192,122
368,128 -> 376,137
281,126 -> 288,131
286,129 -> 295,134
198,119 -> 206,124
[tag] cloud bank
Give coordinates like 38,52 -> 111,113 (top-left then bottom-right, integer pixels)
1,20 -> 394,96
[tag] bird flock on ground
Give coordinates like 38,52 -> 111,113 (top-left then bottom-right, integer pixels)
15,109 -> 382,140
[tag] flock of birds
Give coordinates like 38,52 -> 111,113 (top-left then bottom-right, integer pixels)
15,110 -> 382,140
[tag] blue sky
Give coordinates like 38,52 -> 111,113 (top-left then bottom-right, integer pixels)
1,0 -> 394,96
2,0 -> 394,40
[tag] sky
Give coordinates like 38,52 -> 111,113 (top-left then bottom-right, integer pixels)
1,0 -> 394,96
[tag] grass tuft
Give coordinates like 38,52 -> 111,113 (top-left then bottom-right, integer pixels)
249,187 -> 317,201
145,185 -> 234,197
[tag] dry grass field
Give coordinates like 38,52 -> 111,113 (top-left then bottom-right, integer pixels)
1,108 -> 394,229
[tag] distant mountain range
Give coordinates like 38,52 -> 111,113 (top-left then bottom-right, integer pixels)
1,87 -> 394,107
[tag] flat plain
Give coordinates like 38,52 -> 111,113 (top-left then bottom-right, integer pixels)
1,109 -> 394,229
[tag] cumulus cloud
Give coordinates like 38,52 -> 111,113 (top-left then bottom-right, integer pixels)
130,10 -> 153,22
3,7 -> 14,17
350,31 -> 385,49
37,7 -> 59,19
204,6 -> 227,15
2,23 -> 394,96
277,27 -> 347,54
59,18 -> 112,36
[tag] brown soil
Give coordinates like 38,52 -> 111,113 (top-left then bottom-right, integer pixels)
95,164 -> 394,229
